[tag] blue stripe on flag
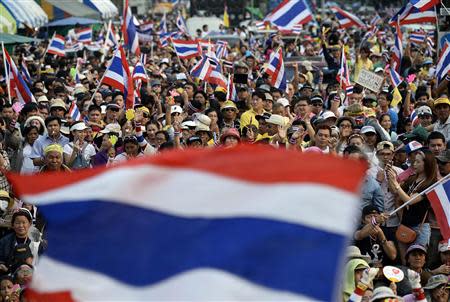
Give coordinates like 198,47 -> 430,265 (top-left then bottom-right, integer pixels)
41,200 -> 347,301
273,1 -> 307,27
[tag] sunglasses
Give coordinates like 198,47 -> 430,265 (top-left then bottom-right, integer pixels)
109,108 -> 120,112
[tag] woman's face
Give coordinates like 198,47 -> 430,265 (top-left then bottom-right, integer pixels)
16,266 -> 33,285
198,131 -> 210,144
431,285 -> 449,302
354,268 -> 365,286
155,133 -> 167,147
73,129 -> 86,142
146,124 -> 158,139
13,216 -> 30,238
413,154 -> 425,175
124,142 -> 139,156
0,279 -> 13,298
381,115 -> 391,131
407,250 -> 426,270
339,121 -> 353,137
26,128 -> 39,144
207,111 -> 218,124
224,136 -> 239,148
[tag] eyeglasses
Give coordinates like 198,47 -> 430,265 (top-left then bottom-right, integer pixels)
123,136 -> 138,143
142,113 -> 149,118
224,108 -> 236,112
312,103 -> 323,107
108,108 -> 119,112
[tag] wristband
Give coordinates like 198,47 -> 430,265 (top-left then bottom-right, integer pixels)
356,283 -> 368,291
174,131 -> 181,136
446,74 -> 450,82
289,137 -> 297,144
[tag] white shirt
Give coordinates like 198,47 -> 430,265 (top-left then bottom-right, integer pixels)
63,142 -> 96,163
20,143 -> 39,174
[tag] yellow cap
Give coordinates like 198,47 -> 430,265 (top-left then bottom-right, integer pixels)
44,144 -> 63,156
221,100 -> 237,111
136,106 -> 150,114
215,86 -> 227,93
0,190 -> 9,199
434,97 -> 450,107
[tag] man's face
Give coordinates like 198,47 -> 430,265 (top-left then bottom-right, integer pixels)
39,108 -> 49,119
435,104 -> 450,122
106,108 -> 119,120
363,212 -> 379,225
300,88 -> 313,98
263,99 -> 273,112
377,149 -> 394,166
419,114 -> 433,127
46,120 -> 60,136
363,132 -> 377,147
266,123 -> 277,136
1,107 -> 14,120
311,102 -> 323,114
348,93 -> 362,105
45,151 -> 63,170
89,110 -> 101,122
51,107 -> 65,119
294,101 -> 308,115
315,129 -> 330,149
438,160 -> 450,176
185,85 -> 194,98
251,95 -> 264,110
429,139 -> 445,156
222,108 -> 237,120
377,95 -> 388,107
407,250 -> 426,270
258,119 -> 269,134
152,84 -> 162,94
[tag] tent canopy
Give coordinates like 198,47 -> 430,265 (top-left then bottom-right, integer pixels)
46,16 -> 102,27
0,0 -> 48,28
0,2 -> 16,34
0,32 -> 40,44
44,0 -> 100,19
82,0 -> 118,19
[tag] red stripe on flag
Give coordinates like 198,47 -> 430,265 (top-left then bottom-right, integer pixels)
427,188 -> 450,240
26,289 -> 75,302
7,145 -> 367,197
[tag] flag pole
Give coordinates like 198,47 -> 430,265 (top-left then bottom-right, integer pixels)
42,31 -> 54,60
1,42 -> 11,104
389,173 -> 450,216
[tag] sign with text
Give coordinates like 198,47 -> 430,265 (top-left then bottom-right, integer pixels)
355,69 -> 384,92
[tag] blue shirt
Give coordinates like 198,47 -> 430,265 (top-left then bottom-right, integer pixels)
30,134 -> 69,159
361,175 -> 384,212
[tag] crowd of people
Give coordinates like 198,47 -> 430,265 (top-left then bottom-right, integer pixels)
0,3 -> 448,301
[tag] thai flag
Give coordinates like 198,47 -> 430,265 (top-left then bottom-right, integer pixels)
410,0 -> 440,11
101,45 -> 135,109
336,46 -> 351,89
222,60 -> 234,70
409,30 -> 427,43
7,145 -> 367,301
362,26 -> 378,41
215,40 -> 228,60
132,62 -> 148,82
206,58 -> 227,88
176,11 -> 188,33
392,23 -> 403,72
159,13 -> 167,34
68,101 -> 82,121
122,0 -> 140,56
2,47 -> 35,104
76,28 -> 92,43
136,21 -> 154,43
190,56 -> 213,80
331,7 -> 366,29
410,109 -> 418,124
426,179 -> 450,241
105,20 -> 117,49
370,14 -> 381,26
435,42 -> 450,82
20,60 -> 32,85
226,74 -> 238,101
47,34 -> 66,57
389,68 -> 403,88
292,24 -> 303,34
265,48 -> 287,91
255,21 -> 266,30
171,39 -> 201,59
389,4 -> 436,26
160,32 -> 180,47
345,85 -> 354,96
265,0 -> 313,29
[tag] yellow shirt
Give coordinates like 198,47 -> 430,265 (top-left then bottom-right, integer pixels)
240,108 -> 263,130
354,58 -> 373,81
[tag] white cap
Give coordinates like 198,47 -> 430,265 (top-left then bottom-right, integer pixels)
321,111 -> 336,120
70,122 -> 88,132
416,105 -> 432,116
181,120 -> 196,130
265,114 -> 286,126
361,125 -> 377,134
276,98 -> 290,107
171,105 -> 183,114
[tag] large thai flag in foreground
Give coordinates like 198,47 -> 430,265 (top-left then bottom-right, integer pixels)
265,0 -> 313,29
8,145 -> 366,301
426,178 -> 450,240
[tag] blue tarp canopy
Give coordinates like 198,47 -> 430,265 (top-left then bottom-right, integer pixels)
46,17 -> 102,27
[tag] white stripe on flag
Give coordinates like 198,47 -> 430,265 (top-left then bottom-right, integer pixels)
23,166 -> 359,235
434,184 -> 450,225
33,257 -> 317,301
